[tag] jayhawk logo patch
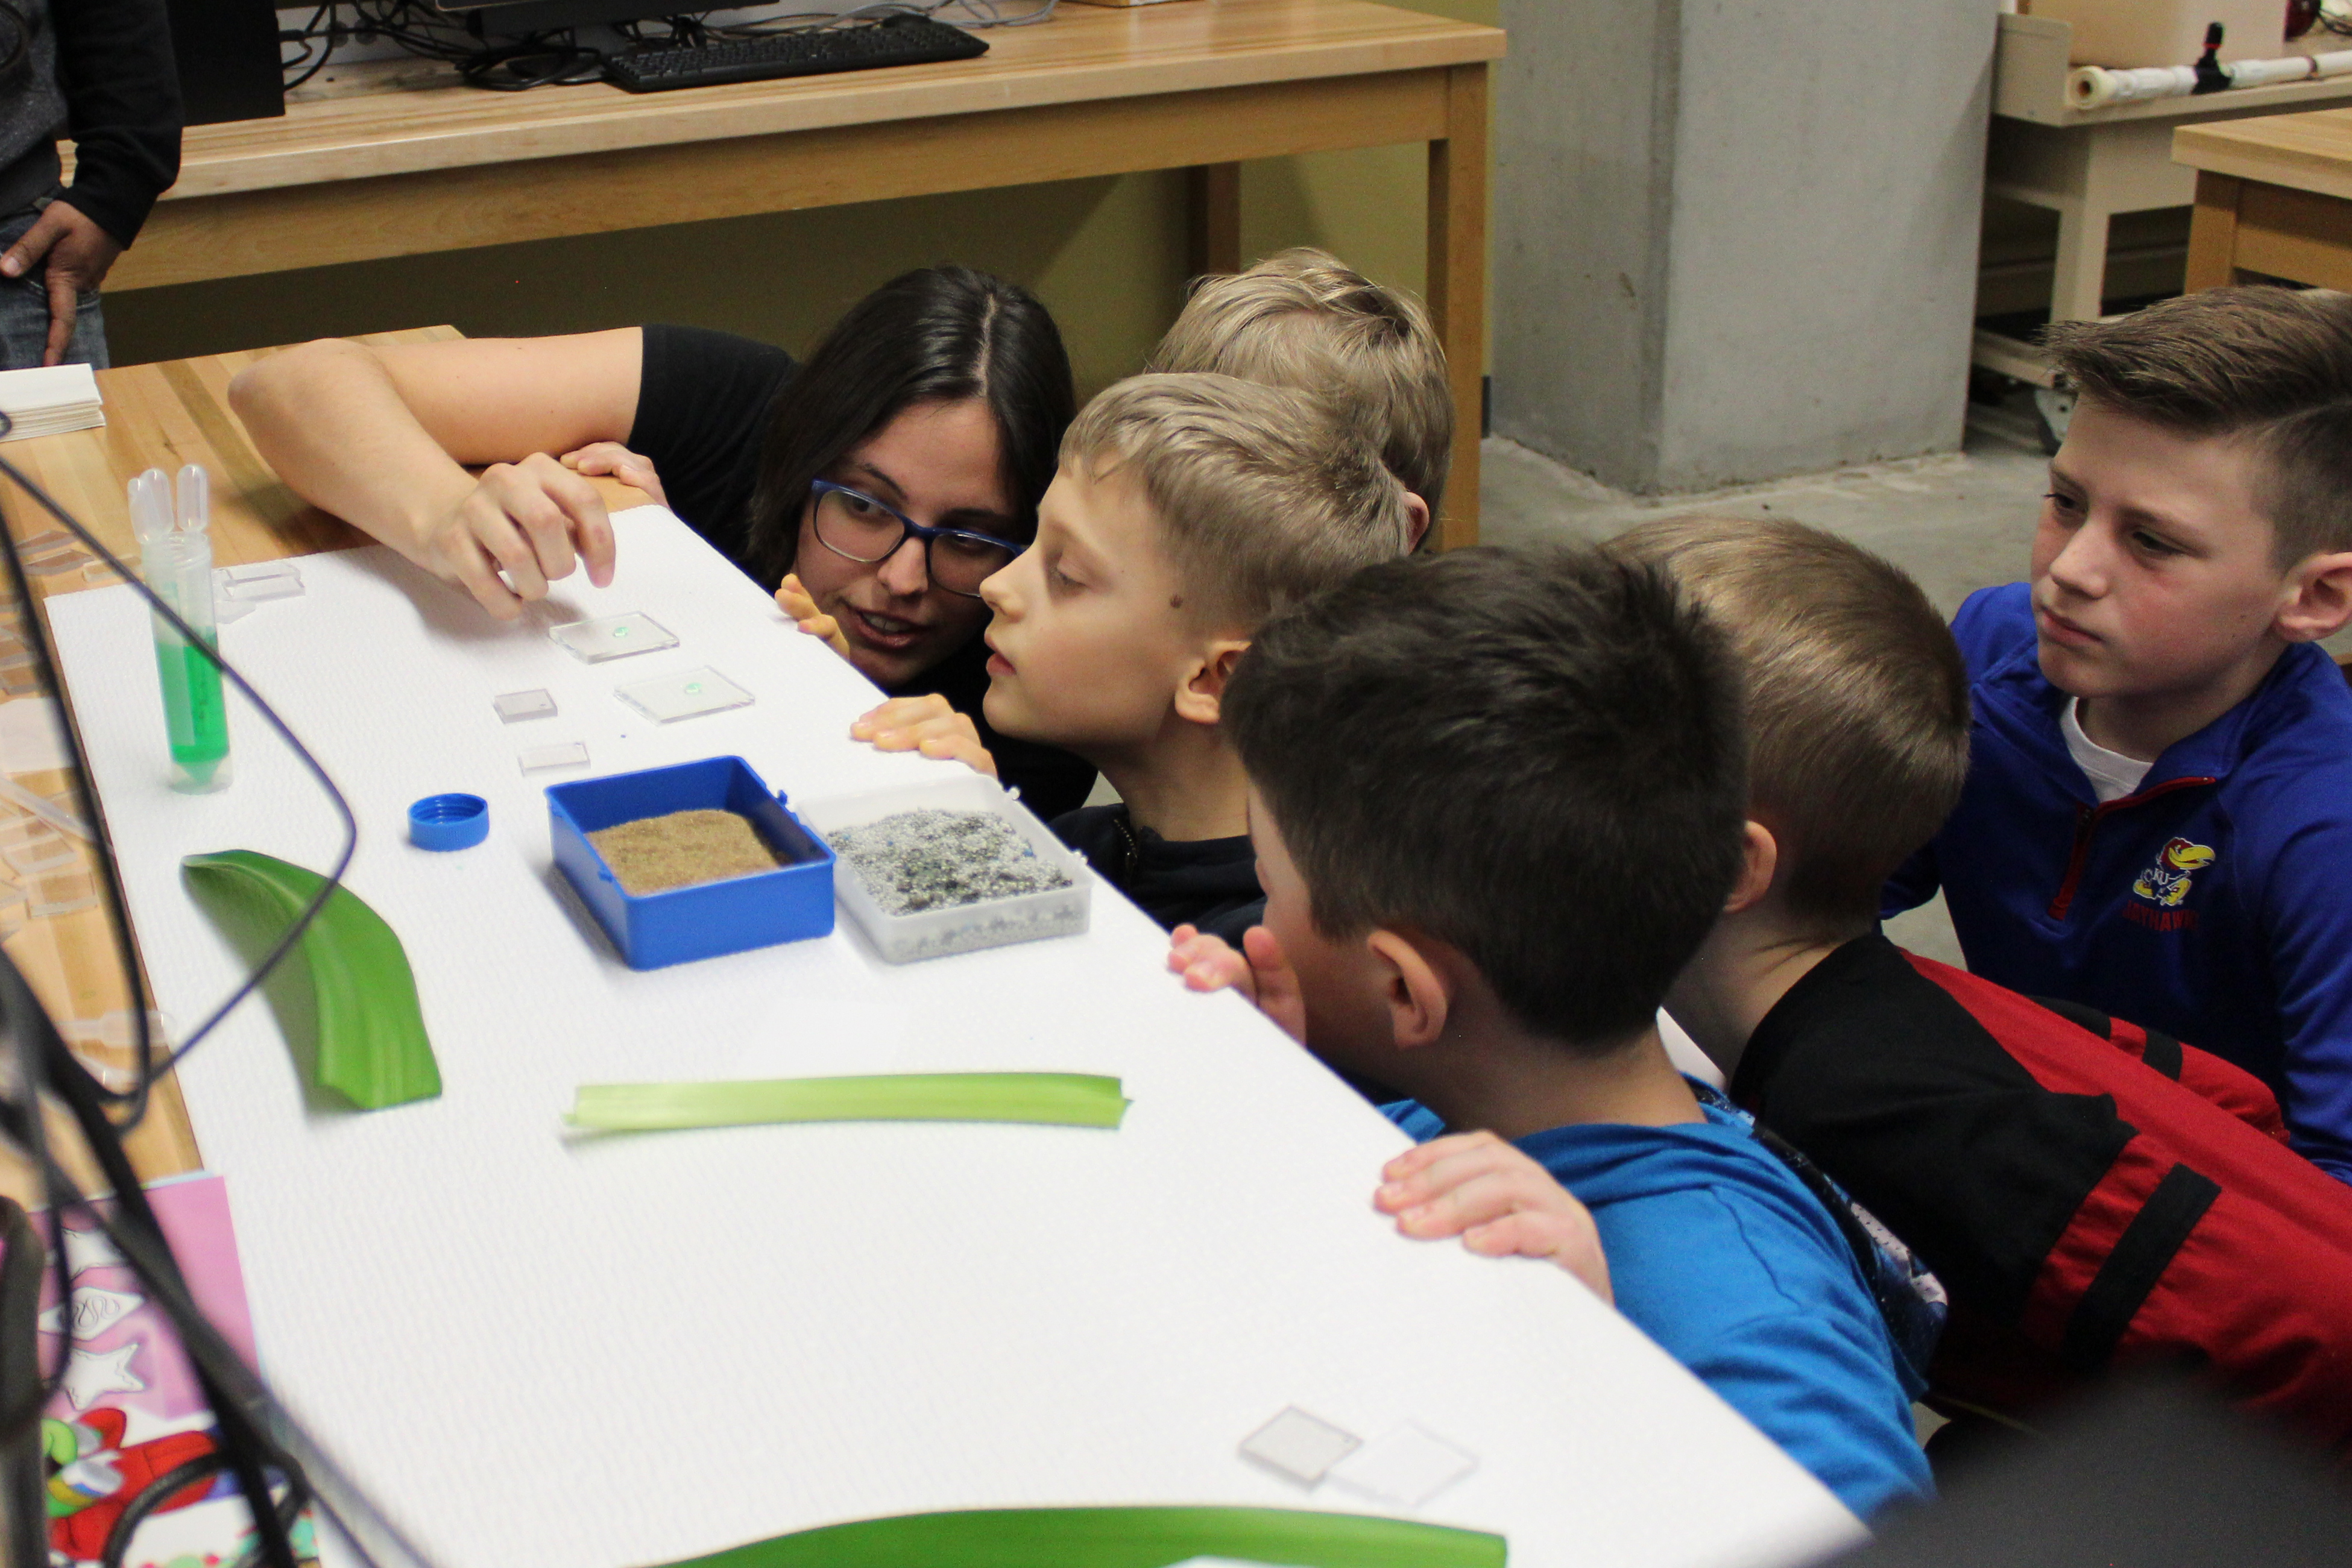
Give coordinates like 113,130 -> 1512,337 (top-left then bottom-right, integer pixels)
2133,837 -> 2216,909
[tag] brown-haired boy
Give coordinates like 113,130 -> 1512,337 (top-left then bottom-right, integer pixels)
854,371 -> 1411,940
1622,515 -> 2352,1453
1193,543 -> 1934,1519
1149,247 -> 1452,548
1883,286 -> 2352,1183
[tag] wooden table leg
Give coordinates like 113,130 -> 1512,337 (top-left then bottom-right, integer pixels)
1427,62 -> 1487,551
2049,198 -> 2112,324
2185,171 -> 2243,291
1187,163 -> 1243,279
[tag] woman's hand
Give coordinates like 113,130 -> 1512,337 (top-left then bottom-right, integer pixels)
1375,1132 -> 1613,1303
849,694 -> 998,776
559,441 -> 666,506
777,573 -> 853,659
420,453 -> 617,620
1168,924 -> 1307,1045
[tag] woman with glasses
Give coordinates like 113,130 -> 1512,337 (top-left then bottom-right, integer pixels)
229,265 -> 1096,815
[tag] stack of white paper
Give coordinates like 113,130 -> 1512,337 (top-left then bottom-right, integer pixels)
0,362 -> 101,440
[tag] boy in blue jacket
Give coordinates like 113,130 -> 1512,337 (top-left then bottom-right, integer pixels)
1202,547 -> 1932,1520
1884,286 -> 2352,1183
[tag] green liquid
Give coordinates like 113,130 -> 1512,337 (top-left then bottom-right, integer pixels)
156,633 -> 228,786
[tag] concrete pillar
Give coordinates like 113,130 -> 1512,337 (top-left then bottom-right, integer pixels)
1494,1 -> 1996,494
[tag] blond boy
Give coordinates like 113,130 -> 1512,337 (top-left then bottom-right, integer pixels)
857,372 -> 1410,940
1150,248 -> 1452,547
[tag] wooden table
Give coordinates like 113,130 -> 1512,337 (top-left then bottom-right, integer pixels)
93,0 -> 1502,548
7,350 -> 1863,1568
0,327 -> 643,1204
2178,108 -> 2352,291
1976,13 -> 2352,390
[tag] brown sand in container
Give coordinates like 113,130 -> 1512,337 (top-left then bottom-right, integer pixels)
590,808 -> 783,896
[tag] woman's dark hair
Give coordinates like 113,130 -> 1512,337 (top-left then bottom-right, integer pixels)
741,265 -> 1075,589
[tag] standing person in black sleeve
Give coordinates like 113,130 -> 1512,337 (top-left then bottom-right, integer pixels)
0,0 -> 181,369
228,266 -> 1099,816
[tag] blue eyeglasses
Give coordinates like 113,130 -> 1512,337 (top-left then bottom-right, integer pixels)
808,479 -> 1026,597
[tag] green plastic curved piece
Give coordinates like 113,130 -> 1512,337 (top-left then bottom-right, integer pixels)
181,850 -> 442,1110
658,1505 -> 1504,1568
568,1073 -> 1126,1132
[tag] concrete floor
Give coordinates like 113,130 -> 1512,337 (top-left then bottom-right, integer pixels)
1475,396 -> 2067,969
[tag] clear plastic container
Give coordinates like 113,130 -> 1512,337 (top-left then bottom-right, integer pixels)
798,772 -> 1090,964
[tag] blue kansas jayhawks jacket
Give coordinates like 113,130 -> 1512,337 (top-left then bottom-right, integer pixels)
1884,582 -> 2352,1183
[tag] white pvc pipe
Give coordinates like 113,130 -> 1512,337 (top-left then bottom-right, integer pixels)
2068,49 -> 2352,110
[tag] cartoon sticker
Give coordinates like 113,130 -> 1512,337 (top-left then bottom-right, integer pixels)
2132,837 -> 2216,910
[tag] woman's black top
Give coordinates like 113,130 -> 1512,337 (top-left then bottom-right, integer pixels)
629,324 -> 1097,819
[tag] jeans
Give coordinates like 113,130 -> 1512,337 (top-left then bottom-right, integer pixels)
0,204 -> 107,372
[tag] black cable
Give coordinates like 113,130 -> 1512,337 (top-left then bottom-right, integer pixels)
39,1000 -> 301,1568
0,960 -> 84,1451
20,1072 -> 423,1567
0,411 -> 360,1127
0,410 -> 343,1566
0,415 -> 440,1568
459,33 -> 607,90
283,4 -> 341,91
98,1443 -> 312,1568
99,1452 -> 232,1568
0,1195 -> 48,1568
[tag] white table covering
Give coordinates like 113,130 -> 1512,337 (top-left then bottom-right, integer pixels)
43,509 -> 1862,1568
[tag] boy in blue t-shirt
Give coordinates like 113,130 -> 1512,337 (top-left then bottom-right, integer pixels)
1196,547 -> 1931,1521
1882,287 -> 2352,1183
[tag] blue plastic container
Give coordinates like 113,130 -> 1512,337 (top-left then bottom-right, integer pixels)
409,793 -> 489,852
546,757 -> 834,970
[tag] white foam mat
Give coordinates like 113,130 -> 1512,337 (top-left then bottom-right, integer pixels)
45,509 -> 1859,1568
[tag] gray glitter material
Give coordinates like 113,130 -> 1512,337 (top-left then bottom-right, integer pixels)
828,808 -> 1074,915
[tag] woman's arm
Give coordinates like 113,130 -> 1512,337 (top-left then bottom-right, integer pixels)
229,330 -> 643,619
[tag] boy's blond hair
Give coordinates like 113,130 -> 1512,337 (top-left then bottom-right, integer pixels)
1149,248 -> 1454,514
2043,286 -> 2352,564
1064,371 -> 1410,630
1612,517 -> 1970,931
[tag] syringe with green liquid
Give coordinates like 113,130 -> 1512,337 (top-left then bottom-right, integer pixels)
132,465 -> 230,792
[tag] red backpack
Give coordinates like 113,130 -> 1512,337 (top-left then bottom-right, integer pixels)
1730,934 -> 2352,1450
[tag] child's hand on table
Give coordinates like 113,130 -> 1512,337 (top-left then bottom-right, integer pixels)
1375,1132 -> 1612,1304
1168,924 -> 1307,1045
429,453 -> 617,620
558,441 -> 667,506
850,694 -> 998,777
777,573 -> 854,660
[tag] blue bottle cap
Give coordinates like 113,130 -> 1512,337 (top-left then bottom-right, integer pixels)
409,793 -> 488,852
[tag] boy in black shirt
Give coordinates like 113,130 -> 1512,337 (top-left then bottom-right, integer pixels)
1619,515 -> 2352,1452
851,373 -> 1411,941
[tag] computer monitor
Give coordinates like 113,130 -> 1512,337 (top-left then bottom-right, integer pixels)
168,0 -> 283,123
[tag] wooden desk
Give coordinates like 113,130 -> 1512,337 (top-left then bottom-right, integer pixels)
2178,109 -> 2352,291
0,327 -> 643,1203
97,0 -> 1502,548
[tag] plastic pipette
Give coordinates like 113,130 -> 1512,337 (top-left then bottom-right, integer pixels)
136,464 -> 230,791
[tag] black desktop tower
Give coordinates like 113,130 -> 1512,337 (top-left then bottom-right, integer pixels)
166,0 -> 285,124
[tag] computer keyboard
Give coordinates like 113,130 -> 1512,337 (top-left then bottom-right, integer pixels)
605,16 -> 989,93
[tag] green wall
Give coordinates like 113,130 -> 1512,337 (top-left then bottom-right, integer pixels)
105,0 -> 1498,398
